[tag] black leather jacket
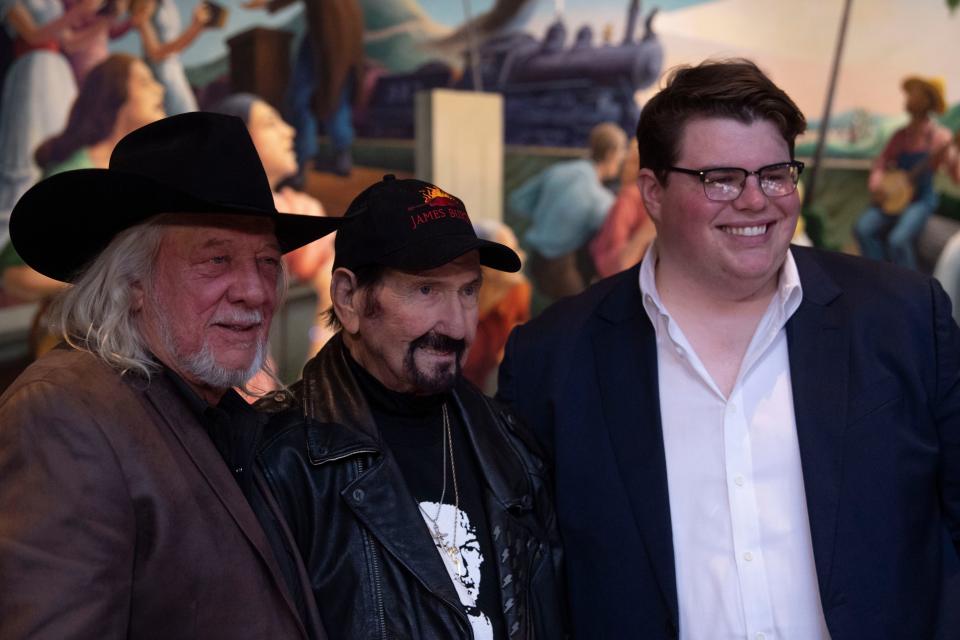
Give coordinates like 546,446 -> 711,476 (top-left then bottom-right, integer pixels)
253,335 -> 567,640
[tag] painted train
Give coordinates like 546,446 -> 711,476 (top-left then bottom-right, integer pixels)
356,2 -> 664,147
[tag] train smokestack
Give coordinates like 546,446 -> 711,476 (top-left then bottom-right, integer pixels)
623,0 -> 640,44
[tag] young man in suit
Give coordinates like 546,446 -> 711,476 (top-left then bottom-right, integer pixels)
499,59 -> 960,639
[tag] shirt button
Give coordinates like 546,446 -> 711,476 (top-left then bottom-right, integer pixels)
728,403 -> 737,413
743,551 -> 753,562
734,475 -> 745,487
756,634 -> 766,640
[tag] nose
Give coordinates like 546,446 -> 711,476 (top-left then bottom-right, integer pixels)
733,174 -> 767,211
435,291 -> 471,340
227,257 -> 275,310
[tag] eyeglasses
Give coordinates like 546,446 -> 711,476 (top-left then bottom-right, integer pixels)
667,161 -> 804,201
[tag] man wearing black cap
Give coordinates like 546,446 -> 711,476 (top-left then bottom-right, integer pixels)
253,175 -> 566,640
0,113 -> 339,639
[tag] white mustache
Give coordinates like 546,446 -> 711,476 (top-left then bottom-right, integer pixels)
209,310 -> 263,327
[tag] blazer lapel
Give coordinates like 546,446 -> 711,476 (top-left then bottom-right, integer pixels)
786,247 -> 847,602
591,269 -> 679,623
138,376 -> 307,633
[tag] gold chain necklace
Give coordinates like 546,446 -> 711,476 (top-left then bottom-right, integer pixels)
418,403 -> 462,578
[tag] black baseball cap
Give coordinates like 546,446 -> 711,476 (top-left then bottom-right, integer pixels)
333,175 -> 521,273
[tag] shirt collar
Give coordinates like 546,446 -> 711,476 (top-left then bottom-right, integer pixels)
638,240 -> 803,328
163,366 -> 252,426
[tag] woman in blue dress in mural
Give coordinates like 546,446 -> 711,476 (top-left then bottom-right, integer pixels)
130,0 -> 208,115
0,0 -> 97,249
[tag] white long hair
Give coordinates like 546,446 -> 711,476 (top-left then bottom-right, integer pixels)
47,217 -> 166,379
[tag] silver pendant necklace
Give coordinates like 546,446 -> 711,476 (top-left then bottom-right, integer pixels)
418,403 -> 462,578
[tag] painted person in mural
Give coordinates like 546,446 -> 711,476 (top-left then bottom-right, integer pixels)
61,0 -> 132,84
854,75 -> 960,269
244,0 -> 363,178
129,0 -> 212,115
462,218 -> 531,393
0,0 -> 101,250
1,53 -> 164,356
589,136 -> 657,279
212,92 -> 336,392
0,113 -> 341,639
252,175 -> 567,640
498,58 -> 960,639
509,121 -> 627,302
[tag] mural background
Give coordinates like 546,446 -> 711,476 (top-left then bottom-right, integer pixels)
1,0 -> 958,383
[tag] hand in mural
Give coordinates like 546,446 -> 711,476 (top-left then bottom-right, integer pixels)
129,0 -> 153,27
189,1 -> 210,27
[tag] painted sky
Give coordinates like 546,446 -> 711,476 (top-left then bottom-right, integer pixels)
111,0 -> 959,118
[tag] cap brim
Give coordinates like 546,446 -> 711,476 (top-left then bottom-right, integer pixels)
10,169 -> 342,282
375,233 -> 521,273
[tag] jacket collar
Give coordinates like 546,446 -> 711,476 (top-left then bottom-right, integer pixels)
297,333 -> 535,618
299,333 -> 532,507
137,370 -> 308,638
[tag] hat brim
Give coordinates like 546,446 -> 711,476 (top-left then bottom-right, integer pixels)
372,233 -> 521,273
10,168 -> 342,282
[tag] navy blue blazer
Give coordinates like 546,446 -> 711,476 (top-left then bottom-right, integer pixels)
498,246 -> 960,639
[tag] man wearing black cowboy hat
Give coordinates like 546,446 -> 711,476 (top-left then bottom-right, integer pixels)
253,176 -> 567,640
0,112 -> 339,639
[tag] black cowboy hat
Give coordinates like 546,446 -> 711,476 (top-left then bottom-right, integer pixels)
9,112 -> 342,282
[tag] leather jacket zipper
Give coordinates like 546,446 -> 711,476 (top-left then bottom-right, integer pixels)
355,457 -> 388,639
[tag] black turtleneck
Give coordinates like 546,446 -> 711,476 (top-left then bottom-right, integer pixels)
345,354 -> 506,640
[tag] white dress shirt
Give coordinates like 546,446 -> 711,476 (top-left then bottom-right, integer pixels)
639,243 -> 831,640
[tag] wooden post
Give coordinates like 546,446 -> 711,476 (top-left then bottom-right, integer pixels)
226,27 -> 294,112
415,89 -> 504,222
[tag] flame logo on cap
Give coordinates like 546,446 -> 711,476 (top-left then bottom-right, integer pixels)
407,185 -> 470,231
420,186 -> 459,208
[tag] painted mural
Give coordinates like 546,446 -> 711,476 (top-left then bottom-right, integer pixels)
1,0 -> 957,163
0,0 -> 958,381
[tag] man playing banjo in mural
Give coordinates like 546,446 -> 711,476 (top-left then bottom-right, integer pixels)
854,75 -> 960,269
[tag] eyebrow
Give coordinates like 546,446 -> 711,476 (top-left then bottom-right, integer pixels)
196,238 -> 282,252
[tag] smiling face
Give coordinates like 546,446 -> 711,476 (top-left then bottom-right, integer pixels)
640,117 -> 799,300
345,252 -> 482,395
137,215 -> 282,401
247,100 -> 298,188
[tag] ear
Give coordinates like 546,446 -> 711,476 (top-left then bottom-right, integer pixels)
130,280 -> 145,312
637,168 -> 664,227
330,268 -> 362,335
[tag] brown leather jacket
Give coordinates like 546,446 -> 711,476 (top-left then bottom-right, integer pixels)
0,347 -> 313,640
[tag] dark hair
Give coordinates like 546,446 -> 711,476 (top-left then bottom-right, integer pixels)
636,58 -> 806,183
589,122 -> 627,163
323,263 -> 388,331
210,92 -> 259,126
35,54 -> 139,170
